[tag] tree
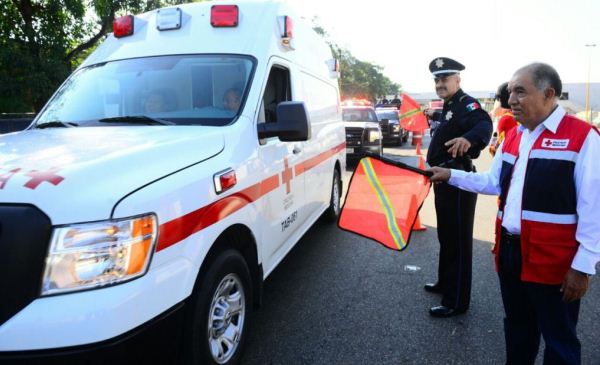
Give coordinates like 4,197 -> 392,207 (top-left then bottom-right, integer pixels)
334,45 -> 401,101
312,19 -> 400,101
0,0 -> 195,113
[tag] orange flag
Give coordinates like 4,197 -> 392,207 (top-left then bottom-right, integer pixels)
338,155 -> 431,251
399,93 -> 429,132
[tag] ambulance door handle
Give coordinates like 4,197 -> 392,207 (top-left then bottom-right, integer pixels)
293,144 -> 302,154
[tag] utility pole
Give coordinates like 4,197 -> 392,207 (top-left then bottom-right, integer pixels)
585,44 -> 596,123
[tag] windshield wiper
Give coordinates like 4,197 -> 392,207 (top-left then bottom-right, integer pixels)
34,120 -> 79,129
98,115 -> 174,126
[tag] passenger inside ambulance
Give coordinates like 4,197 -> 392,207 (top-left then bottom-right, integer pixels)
143,89 -> 174,113
34,55 -> 254,128
222,88 -> 242,112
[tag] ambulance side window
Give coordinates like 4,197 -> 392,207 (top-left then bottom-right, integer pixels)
260,66 -> 291,124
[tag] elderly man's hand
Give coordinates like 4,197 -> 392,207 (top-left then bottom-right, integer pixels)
561,268 -> 590,302
427,167 -> 451,183
445,137 -> 472,158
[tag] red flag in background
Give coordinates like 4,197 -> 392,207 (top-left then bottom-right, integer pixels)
338,155 -> 431,251
399,93 -> 429,132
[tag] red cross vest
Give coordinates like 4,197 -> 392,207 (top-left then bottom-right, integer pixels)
493,114 -> 593,284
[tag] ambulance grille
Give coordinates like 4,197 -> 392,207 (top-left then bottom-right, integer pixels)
0,205 -> 52,326
345,127 -> 364,146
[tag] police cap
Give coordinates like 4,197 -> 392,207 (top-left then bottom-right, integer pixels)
429,57 -> 465,77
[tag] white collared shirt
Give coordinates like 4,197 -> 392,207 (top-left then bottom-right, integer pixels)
448,105 -> 600,275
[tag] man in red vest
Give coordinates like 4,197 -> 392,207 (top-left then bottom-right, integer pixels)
489,82 -> 518,156
428,63 -> 599,365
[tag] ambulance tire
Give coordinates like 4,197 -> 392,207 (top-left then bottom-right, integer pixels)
324,168 -> 341,222
183,250 -> 252,365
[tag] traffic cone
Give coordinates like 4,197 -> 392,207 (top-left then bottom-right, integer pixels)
413,214 -> 427,231
410,195 -> 427,231
418,155 -> 426,170
415,139 -> 422,156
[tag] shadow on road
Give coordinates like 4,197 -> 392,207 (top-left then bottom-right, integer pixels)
242,216 -> 600,364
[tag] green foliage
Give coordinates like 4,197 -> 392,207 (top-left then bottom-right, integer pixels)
332,45 -> 401,101
0,0 -> 202,113
311,19 -> 400,101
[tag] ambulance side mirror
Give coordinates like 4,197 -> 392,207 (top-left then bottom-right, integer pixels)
257,101 -> 311,141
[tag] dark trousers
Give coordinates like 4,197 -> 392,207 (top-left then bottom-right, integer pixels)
433,182 -> 477,311
498,231 -> 581,365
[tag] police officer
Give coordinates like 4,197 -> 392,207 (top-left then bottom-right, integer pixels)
424,57 -> 493,317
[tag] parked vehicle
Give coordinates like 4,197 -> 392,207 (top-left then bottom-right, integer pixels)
375,107 -> 409,145
342,101 -> 382,160
0,2 -> 345,364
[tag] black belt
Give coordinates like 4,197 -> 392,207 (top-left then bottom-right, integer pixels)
501,228 -> 521,244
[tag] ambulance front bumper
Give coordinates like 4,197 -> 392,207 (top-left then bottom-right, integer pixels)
0,301 -> 186,365
0,254 -> 194,360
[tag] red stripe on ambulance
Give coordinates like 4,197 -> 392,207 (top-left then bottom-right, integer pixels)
295,141 -> 345,176
156,142 -> 345,252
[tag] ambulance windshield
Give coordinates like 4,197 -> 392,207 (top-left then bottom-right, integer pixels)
35,55 -> 255,127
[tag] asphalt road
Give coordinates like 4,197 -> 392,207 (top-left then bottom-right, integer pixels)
241,135 -> 600,365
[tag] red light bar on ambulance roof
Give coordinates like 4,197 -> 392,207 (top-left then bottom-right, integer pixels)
211,5 -> 239,27
113,15 -> 134,38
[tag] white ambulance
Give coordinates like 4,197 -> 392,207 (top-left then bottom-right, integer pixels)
0,1 -> 345,364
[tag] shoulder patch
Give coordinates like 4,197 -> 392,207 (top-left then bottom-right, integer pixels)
466,102 -> 480,112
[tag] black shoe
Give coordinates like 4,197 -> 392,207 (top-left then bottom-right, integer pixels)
423,283 -> 443,294
429,305 -> 466,318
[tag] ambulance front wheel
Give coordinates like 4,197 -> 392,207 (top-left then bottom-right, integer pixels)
324,168 -> 341,222
183,250 -> 252,365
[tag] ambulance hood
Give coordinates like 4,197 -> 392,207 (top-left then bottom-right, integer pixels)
0,126 -> 224,224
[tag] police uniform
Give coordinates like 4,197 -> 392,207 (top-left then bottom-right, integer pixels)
425,57 -> 493,317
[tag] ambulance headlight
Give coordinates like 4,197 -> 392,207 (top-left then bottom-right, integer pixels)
41,214 -> 157,296
368,129 -> 381,143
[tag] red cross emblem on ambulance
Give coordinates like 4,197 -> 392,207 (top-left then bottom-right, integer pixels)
281,157 -> 293,194
24,168 -> 65,190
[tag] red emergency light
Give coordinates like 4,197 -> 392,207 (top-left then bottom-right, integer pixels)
342,99 -> 372,107
214,169 -> 237,194
113,15 -> 134,38
283,16 -> 293,38
211,5 -> 239,27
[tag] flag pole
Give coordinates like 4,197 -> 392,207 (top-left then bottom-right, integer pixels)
364,152 -> 432,177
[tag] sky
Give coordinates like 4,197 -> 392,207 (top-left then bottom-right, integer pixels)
294,0 -> 600,93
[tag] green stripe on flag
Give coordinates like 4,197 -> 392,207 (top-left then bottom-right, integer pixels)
361,158 -> 407,249
399,108 -> 420,120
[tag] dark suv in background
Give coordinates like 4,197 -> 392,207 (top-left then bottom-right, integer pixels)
341,102 -> 382,161
375,107 -> 408,146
